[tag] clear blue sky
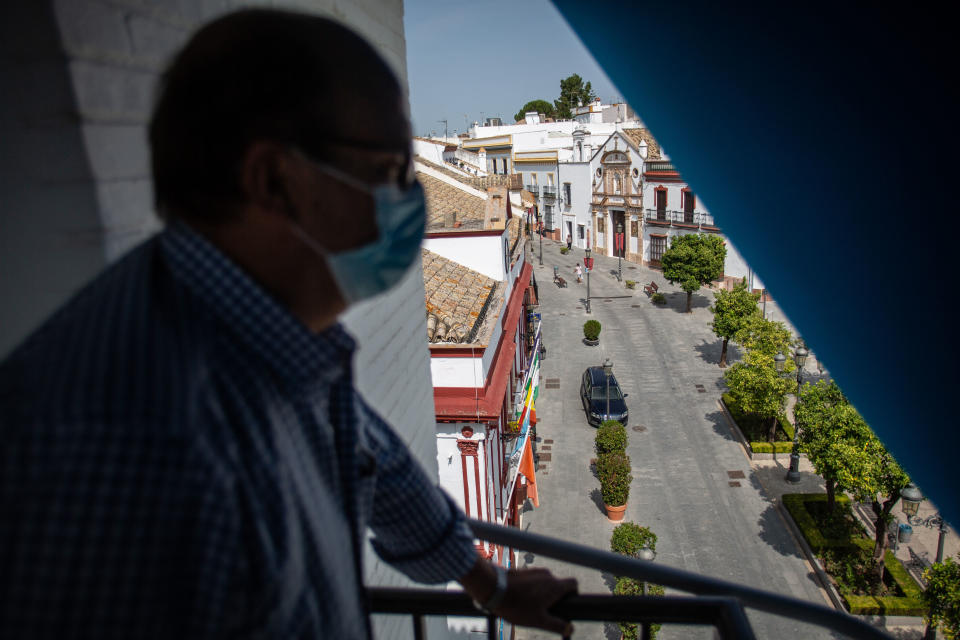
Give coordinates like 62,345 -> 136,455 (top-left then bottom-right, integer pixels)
404,0 -> 620,137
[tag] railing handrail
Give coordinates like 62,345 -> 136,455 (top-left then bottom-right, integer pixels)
367,587 -> 757,639
468,518 -> 892,640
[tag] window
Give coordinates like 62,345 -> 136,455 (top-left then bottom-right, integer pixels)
563,182 -> 572,204
591,385 -> 624,401
578,224 -> 585,239
682,188 -> 695,223
655,187 -> 667,220
547,173 -> 554,186
650,235 -> 667,263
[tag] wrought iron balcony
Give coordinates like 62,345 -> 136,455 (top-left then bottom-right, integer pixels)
542,185 -> 557,198
645,208 -> 716,228
525,184 -> 540,197
645,160 -> 679,174
366,519 -> 890,640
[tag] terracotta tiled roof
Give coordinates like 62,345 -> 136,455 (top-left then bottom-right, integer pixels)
622,128 -> 662,160
418,171 -> 486,231
415,156 -> 477,186
422,249 -> 499,344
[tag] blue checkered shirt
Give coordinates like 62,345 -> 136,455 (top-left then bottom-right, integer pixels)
0,223 -> 477,639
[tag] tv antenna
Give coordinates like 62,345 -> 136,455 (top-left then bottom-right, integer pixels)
438,119 -> 448,139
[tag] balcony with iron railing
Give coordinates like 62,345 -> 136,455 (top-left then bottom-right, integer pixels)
542,185 -> 557,198
644,161 -> 679,175
525,185 -> 540,197
368,520 -> 891,640
645,208 -> 717,229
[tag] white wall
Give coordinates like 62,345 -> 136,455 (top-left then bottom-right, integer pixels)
423,234 -> 505,281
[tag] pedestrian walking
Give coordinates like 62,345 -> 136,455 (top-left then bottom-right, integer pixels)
0,9 -> 576,639
566,234 -> 572,250
575,264 -> 583,283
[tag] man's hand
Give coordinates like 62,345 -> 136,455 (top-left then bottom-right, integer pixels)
460,557 -> 578,636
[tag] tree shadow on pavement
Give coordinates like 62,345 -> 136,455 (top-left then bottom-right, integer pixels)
668,291 -> 712,313
693,338 -> 742,367
706,409 -> 738,444
756,503 -> 804,559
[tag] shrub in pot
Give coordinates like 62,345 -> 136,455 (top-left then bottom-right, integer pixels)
595,420 -> 627,455
596,452 -> 631,515
614,578 -> 664,640
560,246 -> 570,254
625,280 -> 636,289
583,319 -> 602,341
651,292 -> 666,305
610,522 -> 657,558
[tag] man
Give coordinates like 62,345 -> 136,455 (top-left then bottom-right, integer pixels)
0,9 -> 575,638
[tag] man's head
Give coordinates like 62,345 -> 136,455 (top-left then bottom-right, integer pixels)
150,9 -> 410,223
150,10 -> 421,329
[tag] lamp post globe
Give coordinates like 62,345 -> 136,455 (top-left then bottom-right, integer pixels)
774,351 -> 786,372
638,547 -> 656,562
901,482 -> 922,518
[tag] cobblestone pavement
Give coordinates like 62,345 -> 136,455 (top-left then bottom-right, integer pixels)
517,238 -> 842,640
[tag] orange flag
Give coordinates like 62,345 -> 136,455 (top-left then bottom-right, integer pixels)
519,436 -> 540,507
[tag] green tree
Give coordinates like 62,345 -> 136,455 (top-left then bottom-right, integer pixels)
660,234 -> 726,313
858,436 -> 911,580
709,278 -> 760,367
795,380 -> 862,512
922,555 -> 960,639
724,350 -> 795,444
733,314 -> 793,357
553,73 -> 596,119
513,99 -> 556,123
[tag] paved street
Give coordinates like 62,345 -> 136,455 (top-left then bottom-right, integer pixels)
517,238 -> 840,640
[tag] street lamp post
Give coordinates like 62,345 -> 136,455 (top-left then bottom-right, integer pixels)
602,358 -> 613,420
786,344 -> 808,483
616,222 -> 623,282
901,483 -> 951,640
585,247 -> 592,314
538,211 -> 543,266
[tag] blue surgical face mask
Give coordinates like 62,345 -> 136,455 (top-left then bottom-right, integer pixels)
287,158 -> 426,305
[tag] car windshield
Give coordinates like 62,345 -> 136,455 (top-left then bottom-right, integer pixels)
590,385 -> 623,401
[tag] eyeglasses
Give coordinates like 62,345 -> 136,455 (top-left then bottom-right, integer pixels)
297,135 -> 414,191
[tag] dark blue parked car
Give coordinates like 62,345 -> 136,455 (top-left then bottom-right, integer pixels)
580,366 -> 628,427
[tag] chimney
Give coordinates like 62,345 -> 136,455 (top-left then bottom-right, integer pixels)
485,186 -> 507,229
444,211 -> 457,228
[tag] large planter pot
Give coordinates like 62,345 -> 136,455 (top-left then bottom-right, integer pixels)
605,503 -> 627,521
583,338 -> 599,346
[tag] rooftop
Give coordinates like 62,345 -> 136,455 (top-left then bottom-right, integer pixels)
418,171 -> 486,232
622,128 -> 662,160
422,248 -> 501,345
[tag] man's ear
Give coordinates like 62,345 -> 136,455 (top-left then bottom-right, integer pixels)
239,141 -> 294,218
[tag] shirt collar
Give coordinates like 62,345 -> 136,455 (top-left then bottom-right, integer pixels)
160,221 -> 355,385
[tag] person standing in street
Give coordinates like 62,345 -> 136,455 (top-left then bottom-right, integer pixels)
575,263 -> 583,283
566,234 -> 572,250
0,9 -> 576,639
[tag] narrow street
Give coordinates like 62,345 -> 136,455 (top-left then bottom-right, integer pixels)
517,237 -> 836,640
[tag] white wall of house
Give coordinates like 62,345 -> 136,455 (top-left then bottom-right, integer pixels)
423,234 -> 505,281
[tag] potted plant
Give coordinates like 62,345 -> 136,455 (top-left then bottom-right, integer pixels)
560,246 -> 570,255
610,522 -> 657,558
583,319 -> 601,346
625,280 -> 636,289
651,292 -> 666,305
595,420 -> 627,455
596,451 -> 631,521
614,578 -> 664,640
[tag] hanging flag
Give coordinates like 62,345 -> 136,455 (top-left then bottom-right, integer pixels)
519,436 -> 539,507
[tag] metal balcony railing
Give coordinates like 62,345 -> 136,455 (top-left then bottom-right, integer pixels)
645,161 -> 678,174
645,208 -> 716,228
525,184 -> 540,197
542,185 -> 557,198
366,519 -> 891,640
